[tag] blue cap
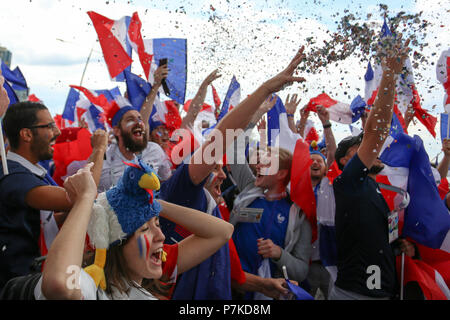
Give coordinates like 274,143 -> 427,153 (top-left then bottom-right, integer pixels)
310,150 -> 327,163
111,106 -> 136,127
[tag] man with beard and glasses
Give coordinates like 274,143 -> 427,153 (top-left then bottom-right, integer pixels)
0,102 -> 107,290
329,38 -> 417,300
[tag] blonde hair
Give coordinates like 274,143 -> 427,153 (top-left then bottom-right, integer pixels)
265,146 -> 293,185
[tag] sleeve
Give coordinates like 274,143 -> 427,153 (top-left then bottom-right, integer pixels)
273,217 -> 312,283
34,269 -> 98,300
159,163 -> 207,209
333,153 -> 369,197
0,172 -> 47,207
226,131 -> 256,192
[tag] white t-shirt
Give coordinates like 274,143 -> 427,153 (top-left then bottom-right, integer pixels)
34,269 -> 158,300
98,143 -> 137,193
139,142 -> 173,182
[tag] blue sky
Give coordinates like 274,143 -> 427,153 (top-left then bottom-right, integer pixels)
0,0 -> 448,158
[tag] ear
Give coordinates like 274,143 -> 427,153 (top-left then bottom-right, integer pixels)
277,169 -> 289,182
339,157 -> 347,169
19,128 -> 33,144
112,126 -> 121,139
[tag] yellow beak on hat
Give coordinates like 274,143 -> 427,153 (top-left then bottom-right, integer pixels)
138,172 -> 160,191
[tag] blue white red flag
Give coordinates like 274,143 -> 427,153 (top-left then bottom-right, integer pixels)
143,38 -> 187,105
87,11 -> 133,80
217,76 -> 240,122
305,92 -> 366,124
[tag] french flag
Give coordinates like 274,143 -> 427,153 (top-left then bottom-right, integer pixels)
379,131 -> 450,253
305,92 -> 366,124
124,69 -> 168,128
217,76 -> 241,122
365,19 -> 437,138
87,11 -> 133,80
436,48 -> 450,112
143,38 -> 187,104
211,84 -> 221,118
1,61 -> 28,92
267,95 -> 301,154
68,85 -> 122,132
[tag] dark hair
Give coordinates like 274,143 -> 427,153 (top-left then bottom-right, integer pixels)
335,132 -> 364,170
2,101 -> 48,149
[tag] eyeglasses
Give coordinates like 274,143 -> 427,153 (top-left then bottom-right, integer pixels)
26,122 -> 58,130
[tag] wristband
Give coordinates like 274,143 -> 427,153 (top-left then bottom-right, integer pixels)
323,122 -> 332,129
287,113 -> 294,118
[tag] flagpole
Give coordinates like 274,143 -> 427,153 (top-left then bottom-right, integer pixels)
0,122 -> 8,175
400,252 -> 405,300
80,47 -> 94,87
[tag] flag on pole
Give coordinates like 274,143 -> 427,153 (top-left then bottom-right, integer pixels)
305,93 -> 366,124
87,11 -> 133,79
217,76 -> 240,121
436,48 -> 450,112
143,38 -> 187,104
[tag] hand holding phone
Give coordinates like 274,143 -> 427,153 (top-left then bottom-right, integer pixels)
159,58 -> 170,96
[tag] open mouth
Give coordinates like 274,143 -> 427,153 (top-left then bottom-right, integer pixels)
149,247 -> 163,265
132,127 -> 144,139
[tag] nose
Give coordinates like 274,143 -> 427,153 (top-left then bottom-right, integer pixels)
155,226 -> 165,243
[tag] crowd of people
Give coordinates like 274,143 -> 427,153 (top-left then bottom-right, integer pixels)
0,33 -> 448,301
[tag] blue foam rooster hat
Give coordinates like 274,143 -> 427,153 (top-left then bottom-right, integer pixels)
84,159 -> 162,290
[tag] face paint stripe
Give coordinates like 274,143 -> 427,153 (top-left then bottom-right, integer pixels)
137,235 -> 144,258
144,234 -> 150,259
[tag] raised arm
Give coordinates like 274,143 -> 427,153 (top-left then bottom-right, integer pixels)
180,70 -> 221,131
285,94 -> 302,134
297,106 -> 309,137
158,200 -> 233,274
140,65 -> 169,140
189,47 -> 307,185
357,38 -> 410,168
437,139 -> 450,180
41,164 -> 97,300
316,105 -> 336,166
87,129 -> 108,187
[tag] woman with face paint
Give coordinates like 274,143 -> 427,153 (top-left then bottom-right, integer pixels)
34,163 -> 234,300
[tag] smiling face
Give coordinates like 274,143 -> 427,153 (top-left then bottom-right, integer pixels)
150,125 -> 169,150
205,164 -> 227,203
117,110 -> 148,153
29,109 -> 61,161
310,153 -> 327,183
122,217 -> 166,284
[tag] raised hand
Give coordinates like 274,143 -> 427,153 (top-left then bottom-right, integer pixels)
63,163 -> 96,204
262,46 -> 307,93
380,34 -> 411,75
316,105 -> 330,124
285,94 -> 301,115
154,64 -> 169,86
201,69 -> 222,88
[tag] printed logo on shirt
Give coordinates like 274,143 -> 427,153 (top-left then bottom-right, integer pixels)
277,213 -> 286,224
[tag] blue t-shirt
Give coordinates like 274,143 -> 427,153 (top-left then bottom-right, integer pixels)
232,197 -> 291,276
0,160 -> 49,289
158,163 -> 232,300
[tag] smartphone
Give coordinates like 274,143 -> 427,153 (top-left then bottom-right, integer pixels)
159,58 -> 170,96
